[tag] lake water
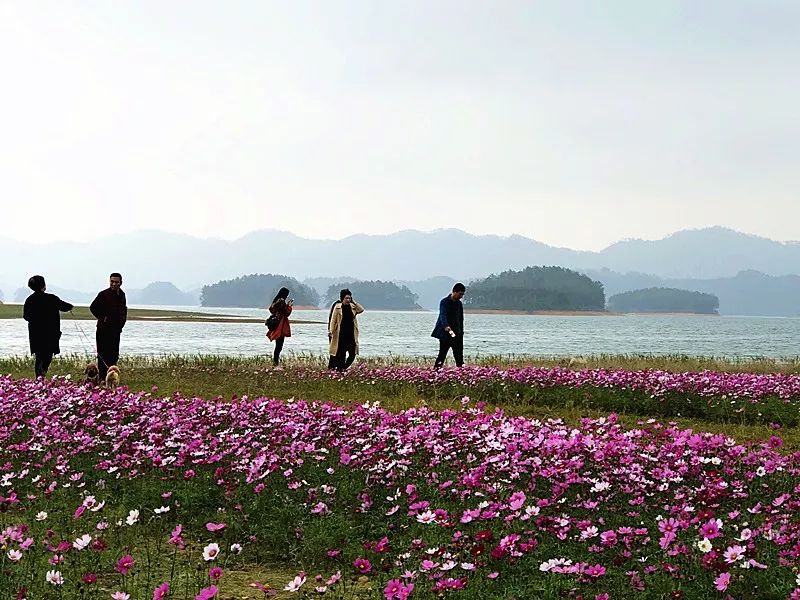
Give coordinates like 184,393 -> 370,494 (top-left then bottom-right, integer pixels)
1,306 -> 798,359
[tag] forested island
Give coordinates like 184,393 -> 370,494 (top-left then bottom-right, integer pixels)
607,287 -> 719,314
323,280 -> 423,310
464,266 -> 605,312
200,274 -> 320,308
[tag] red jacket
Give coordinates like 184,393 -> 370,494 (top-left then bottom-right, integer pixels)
267,300 -> 292,341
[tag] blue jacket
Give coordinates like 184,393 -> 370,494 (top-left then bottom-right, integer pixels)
431,296 -> 464,339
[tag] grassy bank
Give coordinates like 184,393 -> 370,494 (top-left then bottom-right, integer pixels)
0,303 -> 325,324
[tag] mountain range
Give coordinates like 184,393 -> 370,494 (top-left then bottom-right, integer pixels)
1,227 -> 799,315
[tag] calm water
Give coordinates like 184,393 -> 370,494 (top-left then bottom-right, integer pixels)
1,306 -> 798,359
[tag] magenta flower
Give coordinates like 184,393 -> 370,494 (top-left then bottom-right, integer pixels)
206,522 -> 226,533
384,578 -> 414,599
508,491 -> 526,511
209,567 -> 223,581
195,586 -> 218,600
153,582 -> 170,600
353,557 -> 372,574
699,519 -> 722,540
585,564 -> 606,578
116,555 -> 135,575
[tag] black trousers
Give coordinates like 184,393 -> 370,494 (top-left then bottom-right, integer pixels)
34,352 -> 54,377
273,336 -> 285,365
333,341 -> 356,371
97,329 -> 121,381
434,335 -> 464,369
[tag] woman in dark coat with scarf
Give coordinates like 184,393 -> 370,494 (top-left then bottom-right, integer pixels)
267,287 -> 293,366
22,275 -> 74,377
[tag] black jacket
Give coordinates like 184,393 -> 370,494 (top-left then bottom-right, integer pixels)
23,291 -> 73,354
90,289 -> 128,332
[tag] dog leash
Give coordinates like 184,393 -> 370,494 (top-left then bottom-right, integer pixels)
69,310 -> 111,371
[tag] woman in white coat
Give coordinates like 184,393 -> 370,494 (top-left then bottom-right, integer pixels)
328,288 -> 364,371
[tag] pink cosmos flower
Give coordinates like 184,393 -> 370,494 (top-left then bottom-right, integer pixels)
508,491 -> 526,511
585,564 -> 606,578
206,522 -> 226,532
384,578 -> 414,599
153,582 -> 170,599
353,557 -> 372,574
195,586 -> 218,600
209,567 -> 223,581
699,518 -> 722,540
116,555 -> 135,575
715,572 -> 731,591
723,544 -> 746,564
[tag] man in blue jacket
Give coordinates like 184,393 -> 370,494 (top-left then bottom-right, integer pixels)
431,282 -> 466,368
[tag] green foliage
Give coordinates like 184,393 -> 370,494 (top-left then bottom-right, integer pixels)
608,287 -> 719,314
465,266 -> 605,311
322,280 -> 421,310
200,274 -> 320,308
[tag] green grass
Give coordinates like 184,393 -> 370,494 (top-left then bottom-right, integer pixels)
3,352 -> 799,449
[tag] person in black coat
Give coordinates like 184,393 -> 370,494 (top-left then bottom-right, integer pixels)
431,282 -> 466,369
89,272 -> 127,381
22,275 -> 74,377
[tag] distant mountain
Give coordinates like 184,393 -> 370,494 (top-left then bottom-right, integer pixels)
13,285 -> 94,304
126,282 -> 196,306
584,269 -> 800,316
400,276 -> 459,311
304,276 -> 357,300
13,281 -> 196,307
2,227 -> 798,294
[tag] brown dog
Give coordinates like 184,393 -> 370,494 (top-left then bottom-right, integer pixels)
105,365 -> 120,390
84,363 -> 100,386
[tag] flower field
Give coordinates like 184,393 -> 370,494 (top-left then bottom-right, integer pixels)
2,369 -> 800,599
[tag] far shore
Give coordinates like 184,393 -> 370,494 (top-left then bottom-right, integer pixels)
0,304 -> 326,325
464,308 -> 719,317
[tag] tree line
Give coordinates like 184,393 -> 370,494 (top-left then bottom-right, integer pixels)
607,287 -> 719,314
200,274 -> 320,308
464,266 -> 605,311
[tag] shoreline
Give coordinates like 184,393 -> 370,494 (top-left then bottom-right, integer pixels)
464,308 -> 719,317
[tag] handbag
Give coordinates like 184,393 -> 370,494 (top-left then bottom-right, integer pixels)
265,314 -> 280,332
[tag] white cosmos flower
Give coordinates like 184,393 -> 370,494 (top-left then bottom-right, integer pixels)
7,549 -> 23,561
697,538 -> 713,553
416,510 -> 436,524
126,509 -> 139,526
46,570 -> 65,585
284,574 -> 306,592
154,506 -> 170,514
72,534 -> 92,551
203,543 -> 220,561
35,511 -> 48,521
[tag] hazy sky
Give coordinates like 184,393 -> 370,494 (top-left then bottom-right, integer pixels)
1,1 -> 798,251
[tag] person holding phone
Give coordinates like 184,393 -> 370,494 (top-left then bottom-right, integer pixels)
267,287 -> 293,366
432,282 -> 466,368
328,288 -> 364,371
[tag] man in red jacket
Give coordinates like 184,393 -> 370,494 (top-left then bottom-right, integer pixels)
90,272 -> 127,381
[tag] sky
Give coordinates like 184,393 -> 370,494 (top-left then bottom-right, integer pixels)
1,0 -> 798,251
